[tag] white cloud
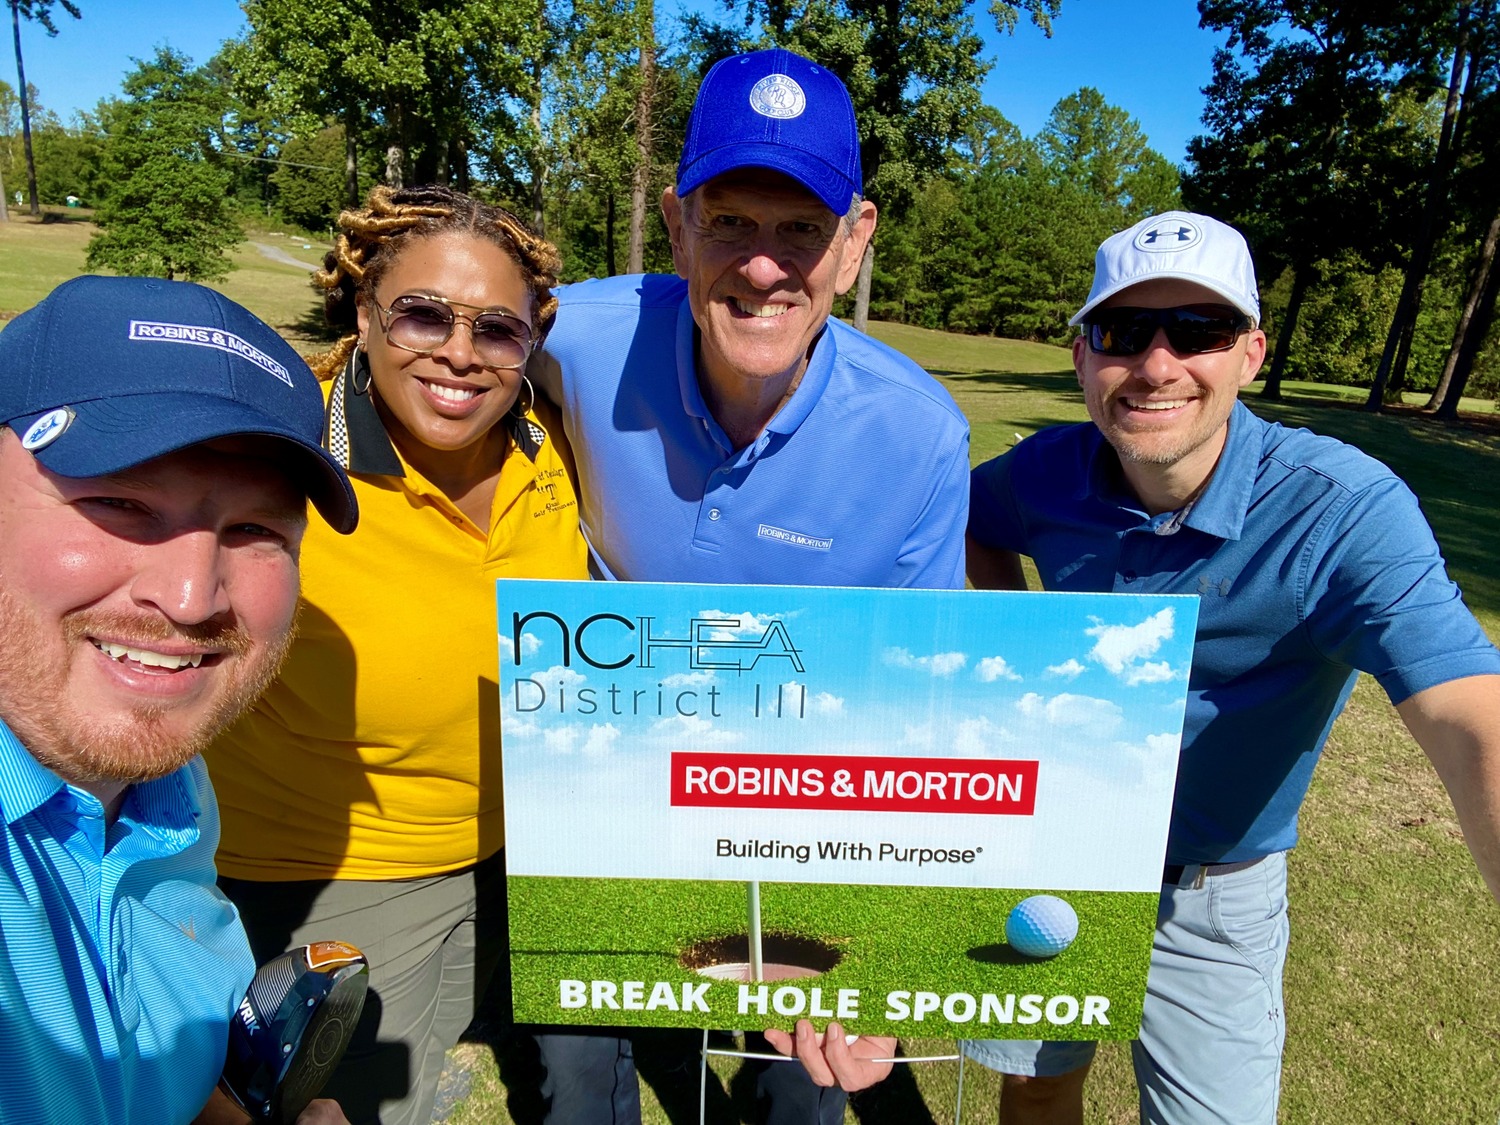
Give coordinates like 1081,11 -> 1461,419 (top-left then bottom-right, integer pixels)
1125,661 -> 1176,686
953,715 -> 1011,756
499,631 -> 544,666
902,723 -> 935,749
1015,691 -> 1123,733
812,692 -> 844,715
1086,608 -> 1175,676
581,724 -> 621,757
503,716 -> 539,739
698,610 -> 785,640
976,656 -> 1022,683
542,723 -> 620,757
1046,658 -> 1086,679
650,714 -> 743,746
883,646 -> 968,677
662,670 -> 716,687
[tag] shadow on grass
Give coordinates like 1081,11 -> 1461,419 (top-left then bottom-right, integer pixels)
966,942 -> 1035,967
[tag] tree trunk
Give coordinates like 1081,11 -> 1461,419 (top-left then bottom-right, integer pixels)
628,0 -> 656,275
1387,307 -> 1417,404
11,1 -> 39,215
1365,17 -> 1469,411
384,143 -> 403,189
1261,267 -> 1312,400
452,136 -> 470,193
0,160 -> 9,221
852,240 -> 874,332
1435,244 -> 1500,419
1428,202 -> 1500,409
605,193 -> 617,277
343,116 -> 359,206
529,19 -> 546,236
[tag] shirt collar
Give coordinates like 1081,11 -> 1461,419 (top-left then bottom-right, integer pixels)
0,716 -> 65,825
0,717 -> 199,833
1178,400 -> 1262,542
1079,400 -> 1262,542
324,348 -> 547,479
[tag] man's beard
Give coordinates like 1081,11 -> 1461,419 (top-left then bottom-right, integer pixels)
0,586 -> 295,786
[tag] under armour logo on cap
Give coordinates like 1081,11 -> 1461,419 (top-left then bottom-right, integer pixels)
1135,218 -> 1202,251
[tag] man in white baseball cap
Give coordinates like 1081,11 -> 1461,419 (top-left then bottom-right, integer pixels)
961,211 -> 1500,1124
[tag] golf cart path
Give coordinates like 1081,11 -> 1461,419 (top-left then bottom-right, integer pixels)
250,240 -> 319,270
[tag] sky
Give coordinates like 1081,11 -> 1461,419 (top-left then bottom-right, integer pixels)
12,0 -> 1227,166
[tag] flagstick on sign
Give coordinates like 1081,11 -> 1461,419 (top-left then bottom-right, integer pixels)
748,880 -> 763,982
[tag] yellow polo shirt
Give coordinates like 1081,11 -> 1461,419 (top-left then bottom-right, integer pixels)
209,371 -> 588,880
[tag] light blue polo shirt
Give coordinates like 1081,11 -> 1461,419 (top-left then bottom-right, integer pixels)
0,719 -> 254,1124
532,273 -> 969,589
969,401 -> 1500,863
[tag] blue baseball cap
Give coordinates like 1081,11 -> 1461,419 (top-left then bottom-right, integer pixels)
677,48 -> 863,215
0,275 -> 358,533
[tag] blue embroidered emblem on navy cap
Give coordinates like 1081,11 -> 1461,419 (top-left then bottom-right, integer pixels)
20,407 -> 74,451
749,73 -> 806,119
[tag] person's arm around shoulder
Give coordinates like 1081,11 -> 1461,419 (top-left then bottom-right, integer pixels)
967,534 -> 1028,591
967,444 -> 1031,591
1396,673 -> 1500,904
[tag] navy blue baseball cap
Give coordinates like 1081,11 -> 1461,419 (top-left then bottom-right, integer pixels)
0,275 -> 358,533
677,48 -> 863,215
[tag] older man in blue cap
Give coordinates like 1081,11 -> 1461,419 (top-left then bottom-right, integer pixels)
0,276 -> 357,1124
529,46 -> 970,1124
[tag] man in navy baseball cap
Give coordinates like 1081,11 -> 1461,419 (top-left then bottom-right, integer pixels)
1,274 -> 357,532
529,46 -> 968,1125
0,275 -> 354,1124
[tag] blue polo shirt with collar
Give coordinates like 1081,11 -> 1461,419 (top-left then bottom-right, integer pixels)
531,273 -> 969,589
969,400 -> 1500,864
0,718 -> 254,1124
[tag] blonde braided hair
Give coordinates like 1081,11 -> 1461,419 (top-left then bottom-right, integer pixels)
310,184 -> 562,381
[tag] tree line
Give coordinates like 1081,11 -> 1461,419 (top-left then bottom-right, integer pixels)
5,0 -> 1498,408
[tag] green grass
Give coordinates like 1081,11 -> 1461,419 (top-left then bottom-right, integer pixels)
510,877 -> 1156,1040
6,220 -> 1500,1122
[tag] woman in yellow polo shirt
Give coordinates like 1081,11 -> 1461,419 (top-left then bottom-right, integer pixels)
208,185 -> 588,1125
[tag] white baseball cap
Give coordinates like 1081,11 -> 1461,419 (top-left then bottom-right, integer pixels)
1070,210 -> 1260,327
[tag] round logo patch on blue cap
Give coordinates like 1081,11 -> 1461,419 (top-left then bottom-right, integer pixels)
749,74 -> 806,119
20,407 -> 74,451
1133,217 -> 1203,253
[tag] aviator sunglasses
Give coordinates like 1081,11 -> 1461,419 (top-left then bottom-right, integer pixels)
370,293 -> 535,370
1083,304 -> 1251,357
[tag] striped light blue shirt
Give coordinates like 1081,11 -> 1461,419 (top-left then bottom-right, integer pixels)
0,717 -> 254,1124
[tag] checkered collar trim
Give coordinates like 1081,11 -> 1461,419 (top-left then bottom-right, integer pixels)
324,350 -> 545,477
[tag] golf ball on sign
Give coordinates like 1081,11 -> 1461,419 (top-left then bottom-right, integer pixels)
1006,895 -> 1079,958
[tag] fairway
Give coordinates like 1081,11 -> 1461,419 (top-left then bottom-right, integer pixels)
6,218 -> 1500,1122
509,876 -> 1158,1040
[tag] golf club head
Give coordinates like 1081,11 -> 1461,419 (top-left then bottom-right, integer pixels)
220,940 -> 369,1124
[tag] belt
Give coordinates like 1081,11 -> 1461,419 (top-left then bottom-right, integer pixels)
1162,856 -> 1264,887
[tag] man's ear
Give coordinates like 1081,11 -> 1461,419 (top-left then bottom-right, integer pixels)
1238,328 -> 1268,388
833,199 -> 878,296
661,187 -> 690,280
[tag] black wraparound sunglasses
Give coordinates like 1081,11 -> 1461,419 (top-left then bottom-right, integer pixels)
1083,304 -> 1251,357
